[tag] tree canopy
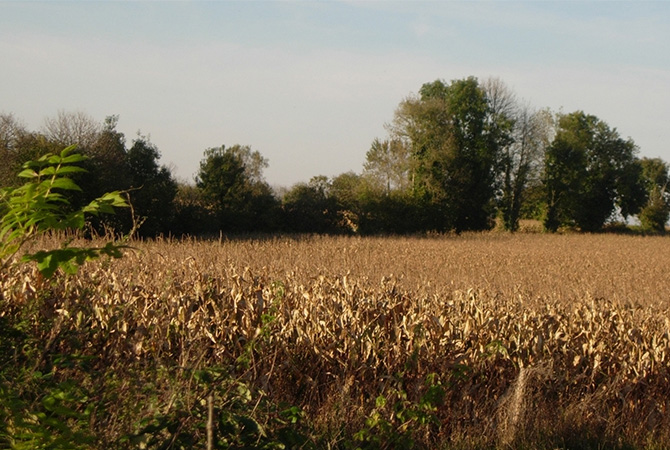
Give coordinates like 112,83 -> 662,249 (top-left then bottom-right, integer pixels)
1,76 -> 666,237
638,157 -> 670,233
390,77 -> 500,231
195,145 -> 278,233
544,111 -> 646,232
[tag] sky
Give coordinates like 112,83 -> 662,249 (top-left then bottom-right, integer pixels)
2,1 -> 670,188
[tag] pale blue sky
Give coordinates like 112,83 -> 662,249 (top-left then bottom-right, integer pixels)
2,1 -> 669,187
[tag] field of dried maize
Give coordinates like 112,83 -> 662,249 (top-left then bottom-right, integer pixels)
2,232 -> 670,449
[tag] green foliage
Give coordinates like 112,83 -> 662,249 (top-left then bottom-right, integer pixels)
172,183 -> 213,235
496,103 -> 551,232
121,363 -> 313,449
391,77 -> 498,232
0,113 -> 32,188
357,192 -> 424,234
0,147 -> 131,449
543,111 -> 646,232
125,136 -> 178,236
1,361 -> 97,450
363,138 -> 411,196
0,148 -> 311,449
0,145 -> 129,277
196,145 -> 279,233
638,189 -> 668,233
638,158 -> 670,233
282,176 -> 339,233
349,372 -> 445,450
1,113 -> 184,238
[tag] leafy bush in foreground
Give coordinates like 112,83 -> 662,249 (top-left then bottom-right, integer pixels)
0,147 -> 128,448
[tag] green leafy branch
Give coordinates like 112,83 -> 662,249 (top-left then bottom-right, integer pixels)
351,372 -> 445,449
0,145 -> 130,277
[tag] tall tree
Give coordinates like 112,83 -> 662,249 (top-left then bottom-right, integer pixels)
363,138 -> 410,196
42,110 -> 100,150
482,78 -> 553,232
330,171 -> 377,234
501,107 -> 553,231
126,136 -> 178,236
389,77 -> 498,231
172,183 -> 211,236
0,113 -> 25,154
75,116 -> 130,205
282,175 -> 338,233
543,111 -> 646,232
638,157 -> 670,233
0,113 -> 30,187
226,144 -> 269,185
330,172 -> 364,214
196,145 -> 277,232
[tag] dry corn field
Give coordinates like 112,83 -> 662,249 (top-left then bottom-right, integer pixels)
3,232 -> 670,449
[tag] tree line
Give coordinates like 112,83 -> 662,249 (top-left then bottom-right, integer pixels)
2,76 -> 669,236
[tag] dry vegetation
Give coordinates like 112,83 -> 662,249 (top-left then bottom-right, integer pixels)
3,232 -> 670,449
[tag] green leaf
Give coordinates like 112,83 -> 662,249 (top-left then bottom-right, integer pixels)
39,166 -> 57,177
17,169 -> 38,179
2,145 -> 130,278
49,177 -> 82,192
99,191 -> 129,207
64,211 -> 86,229
22,244 -> 127,278
83,192 -> 128,215
33,252 -> 58,278
46,154 -> 62,164
60,144 -> 79,156
59,153 -> 88,164
53,165 -> 88,175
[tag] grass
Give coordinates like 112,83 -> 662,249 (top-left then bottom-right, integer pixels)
2,232 -> 670,449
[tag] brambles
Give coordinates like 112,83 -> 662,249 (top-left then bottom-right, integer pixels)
2,233 -> 670,448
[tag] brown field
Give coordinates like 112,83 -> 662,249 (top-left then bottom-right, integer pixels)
3,232 -> 670,448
